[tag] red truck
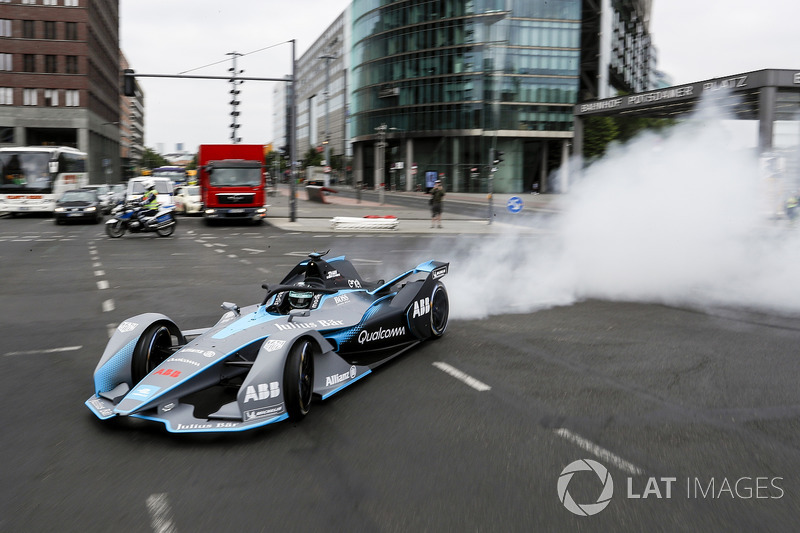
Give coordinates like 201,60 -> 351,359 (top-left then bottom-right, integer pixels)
198,144 -> 268,224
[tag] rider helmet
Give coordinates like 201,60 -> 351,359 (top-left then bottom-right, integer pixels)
143,178 -> 156,191
288,283 -> 314,309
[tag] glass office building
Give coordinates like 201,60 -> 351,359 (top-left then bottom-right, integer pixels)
351,0 -> 582,193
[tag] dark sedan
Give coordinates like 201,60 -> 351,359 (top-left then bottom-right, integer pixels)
54,189 -> 103,224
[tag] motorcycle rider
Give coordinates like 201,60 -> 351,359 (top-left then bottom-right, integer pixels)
136,179 -> 159,225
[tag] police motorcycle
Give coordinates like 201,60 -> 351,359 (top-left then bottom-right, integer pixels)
105,198 -> 176,238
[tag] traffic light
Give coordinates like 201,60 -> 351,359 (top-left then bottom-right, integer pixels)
122,69 -> 136,97
493,149 -> 504,166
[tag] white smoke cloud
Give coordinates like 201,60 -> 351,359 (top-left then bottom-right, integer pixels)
447,94 -> 800,320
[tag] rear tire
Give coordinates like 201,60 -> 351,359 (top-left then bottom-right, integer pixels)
430,282 -> 449,338
132,321 -> 185,383
283,339 -> 315,421
106,220 -> 124,238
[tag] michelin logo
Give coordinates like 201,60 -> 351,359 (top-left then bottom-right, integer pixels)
432,265 -> 448,279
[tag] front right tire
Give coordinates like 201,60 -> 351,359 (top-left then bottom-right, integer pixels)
131,321 -> 185,383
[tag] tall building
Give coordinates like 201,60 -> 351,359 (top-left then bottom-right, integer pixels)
294,9 -> 351,174
284,0 -> 655,194
120,51 -> 143,180
0,0 -> 121,183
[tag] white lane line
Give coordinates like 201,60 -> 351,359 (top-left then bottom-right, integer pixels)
102,299 -> 115,312
5,345 -> 82,356
146,493 -> 178,533
92,262 -> 102,268
554,428 -> 644,476
97,280 -> 110,290
242,248 -> 265,254
94,270 -> 105,276
432,362 -> 491,391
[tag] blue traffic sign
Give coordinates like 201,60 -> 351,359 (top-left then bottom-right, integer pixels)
507,196 -> 524,213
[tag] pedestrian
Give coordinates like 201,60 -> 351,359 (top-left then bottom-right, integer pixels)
430,179 -> 445,228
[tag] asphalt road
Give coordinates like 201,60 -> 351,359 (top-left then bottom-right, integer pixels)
1,213 -> 799,532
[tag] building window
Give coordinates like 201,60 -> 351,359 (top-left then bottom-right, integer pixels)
0,127 -> 14,143
65,22 -> 77,40
44,89 -> 58,106
45,55 -> 57,73
22,0 -> 37,4
23,20 -> 35,39
23,89 -> 38,106
0,19 -> 11,38
23,55 -> 36,73
0,87 -> 13,105
65,55 -> 78,74
65,0 -> 78,5
0,54 -> 11,71
65,89 -> 79,106
44,0 -> 57,5
44,21 -> 56,39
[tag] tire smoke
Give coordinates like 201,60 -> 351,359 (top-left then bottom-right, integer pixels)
447,94 -> 800,319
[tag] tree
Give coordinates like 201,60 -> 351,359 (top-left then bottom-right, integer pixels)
141,147 -> 169,170
583,115 -> 676,160
301,147 -> 323,169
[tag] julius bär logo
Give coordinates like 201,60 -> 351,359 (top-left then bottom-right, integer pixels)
558,459 -> 614,516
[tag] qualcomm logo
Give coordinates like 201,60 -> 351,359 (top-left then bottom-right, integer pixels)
557,459 -> 614,516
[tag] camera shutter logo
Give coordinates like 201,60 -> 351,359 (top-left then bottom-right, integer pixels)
557,459 -> 614,516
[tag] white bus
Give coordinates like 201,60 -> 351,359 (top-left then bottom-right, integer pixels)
0,146 -> 89,214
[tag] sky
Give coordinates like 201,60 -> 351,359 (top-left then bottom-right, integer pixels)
119,0 -> 800,154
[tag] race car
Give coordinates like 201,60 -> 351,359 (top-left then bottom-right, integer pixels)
85,252 -> 449,433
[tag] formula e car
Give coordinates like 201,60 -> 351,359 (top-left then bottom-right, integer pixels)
85,252 -> 449,433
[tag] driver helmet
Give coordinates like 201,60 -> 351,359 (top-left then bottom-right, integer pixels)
288,283 -> 313,309
143,178 -> 156,191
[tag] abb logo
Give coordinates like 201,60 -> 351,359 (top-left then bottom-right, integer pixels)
155,368 -> 181,378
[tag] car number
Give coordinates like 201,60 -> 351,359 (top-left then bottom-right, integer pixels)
229,208 -> 244,213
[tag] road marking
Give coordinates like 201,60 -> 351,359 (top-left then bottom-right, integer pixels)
102,299 -> 115,312
432,362 -> 491,391
5,345 -> 82,356
554,428 -> 644,476
92,261 -> 102,268
227,254 -> 238,259
146,493 -> 178,533
242,248 -> 265,254
97,280 -> 110,290
94,270 -> 105,276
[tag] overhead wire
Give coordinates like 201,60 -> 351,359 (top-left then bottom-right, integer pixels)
177,40 -> 291,75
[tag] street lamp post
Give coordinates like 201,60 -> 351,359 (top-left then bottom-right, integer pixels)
319,54 -> 335,174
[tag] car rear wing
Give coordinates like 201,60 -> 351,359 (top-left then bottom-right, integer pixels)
368,260 -> 448,295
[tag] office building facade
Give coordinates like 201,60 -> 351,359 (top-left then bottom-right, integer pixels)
0,0 -> 122,183
345,0 -> 653,193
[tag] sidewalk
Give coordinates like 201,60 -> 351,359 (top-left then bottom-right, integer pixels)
265,184 -> 560,234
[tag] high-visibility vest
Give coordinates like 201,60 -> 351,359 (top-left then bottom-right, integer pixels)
142,190 -> 159,209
